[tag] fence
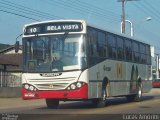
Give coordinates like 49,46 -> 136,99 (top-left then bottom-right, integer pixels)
0,71 -> 22,88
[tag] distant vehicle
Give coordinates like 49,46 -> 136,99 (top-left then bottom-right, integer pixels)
20,20 -> 152,108
152,79 -> 160,88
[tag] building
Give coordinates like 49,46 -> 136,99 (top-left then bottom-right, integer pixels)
0,43 -> 10,51
0,44 -> 22,97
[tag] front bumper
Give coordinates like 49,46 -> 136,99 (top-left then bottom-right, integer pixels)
22,84 -> 88,100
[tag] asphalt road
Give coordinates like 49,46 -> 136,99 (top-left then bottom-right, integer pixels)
0,88 -> 160,120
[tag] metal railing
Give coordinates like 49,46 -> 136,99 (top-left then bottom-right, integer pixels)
0,71 -> 22,88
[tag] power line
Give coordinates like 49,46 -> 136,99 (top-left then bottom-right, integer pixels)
0,0 -> 159,51
134,23 -> 160,49
46,0 -> 120,23
0,0 -> 120,28
0,3 -> 51,20
0,5 -> 51,20
44,0 -> 121,33
0,9 -> 40,21
132,1 -> 160,47
133,1 -> 160,23
0,0 -> 63,20
143,1 -> 160,18
75,0 -> 120,19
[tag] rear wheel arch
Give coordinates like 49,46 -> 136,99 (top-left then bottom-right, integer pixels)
91,77 -> 110,108
126,77 -> 143,102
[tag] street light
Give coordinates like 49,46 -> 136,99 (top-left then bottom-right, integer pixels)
117,0 -> 140,34
121,20 -> 133,37
120,17 -> 152,37
146,17 -> 152,21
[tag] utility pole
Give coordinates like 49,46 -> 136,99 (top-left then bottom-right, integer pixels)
122,0 -> 125,34
117,0 -> 139,34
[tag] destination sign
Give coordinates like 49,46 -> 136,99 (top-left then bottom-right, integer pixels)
24,22 -> 83,35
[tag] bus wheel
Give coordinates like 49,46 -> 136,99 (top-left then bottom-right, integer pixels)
91,83 -> 107,108
46,99 -> 59,109
126,82 -> 142,102
134,82 -> 142,102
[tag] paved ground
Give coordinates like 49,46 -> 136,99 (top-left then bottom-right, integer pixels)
0,98 -> 45,109
0,88 -> 160,120
0,88 -> 159,109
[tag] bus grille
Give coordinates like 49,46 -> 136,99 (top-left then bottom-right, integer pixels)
35,83 -> 69,90
27,77 -> 76,90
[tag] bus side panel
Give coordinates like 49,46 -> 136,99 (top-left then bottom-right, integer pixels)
78,69 -> 102,99
109,81 -> 130,96
86,60 -> 130,98
85,60 -> 152,99
107,60 -> 132,96
85,66 -> 102,99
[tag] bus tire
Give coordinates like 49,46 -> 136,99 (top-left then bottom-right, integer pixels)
46,99 -> 59,109
134,82 -> 143,102
91,80 -> 108,108
126,82 -> 142,102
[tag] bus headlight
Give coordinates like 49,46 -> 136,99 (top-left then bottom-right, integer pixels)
24,84 -> 29,90
29,86 -> 34,91
76,82 -> 82,88
70,84 -> 76,90
67,82 -> 86,90
23,84 -> 37,91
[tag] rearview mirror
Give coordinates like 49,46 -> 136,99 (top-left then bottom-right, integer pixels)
15,41 -> 19,53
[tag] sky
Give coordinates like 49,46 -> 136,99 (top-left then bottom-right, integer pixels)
0,0 -> 160,53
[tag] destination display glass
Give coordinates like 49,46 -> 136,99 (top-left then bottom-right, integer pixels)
24,22 -> 83,35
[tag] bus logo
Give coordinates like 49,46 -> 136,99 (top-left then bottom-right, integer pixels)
40,73 -> 62,77
49,84 -> 54,89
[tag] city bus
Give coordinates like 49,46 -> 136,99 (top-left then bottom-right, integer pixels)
20,20 -> 152,108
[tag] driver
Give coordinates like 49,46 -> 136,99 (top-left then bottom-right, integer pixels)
52,52 -> 63,71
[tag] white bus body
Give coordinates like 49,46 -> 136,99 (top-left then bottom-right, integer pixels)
21,20 -> 152,108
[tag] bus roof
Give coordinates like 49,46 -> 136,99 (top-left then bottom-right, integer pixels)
23,19 -> 150,46
24,19 -> 86,27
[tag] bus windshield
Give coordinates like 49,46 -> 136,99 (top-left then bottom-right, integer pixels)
23,34 -> 87,72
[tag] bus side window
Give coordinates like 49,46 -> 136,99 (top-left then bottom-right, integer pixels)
117,37 -> 124,60
97,31 -> 106,60
133,41 -> 140,63
87,27 -> 99,66
108,34 -> 116,59
140,43 -> 146,64
90,35 -> 98,56
125,39 -> 132,61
